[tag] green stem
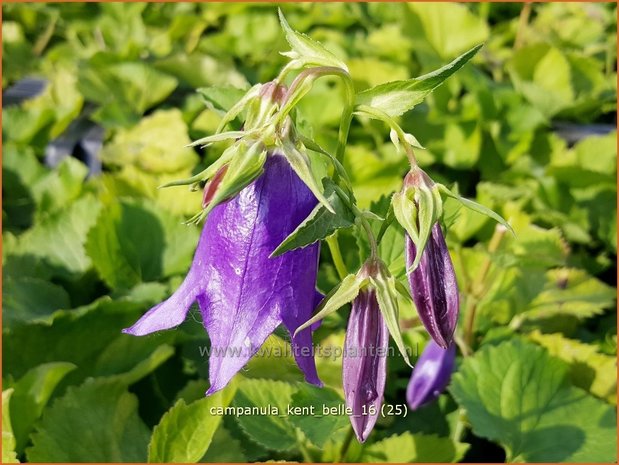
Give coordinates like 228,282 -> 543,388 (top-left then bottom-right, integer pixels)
337,426 -> 355,462
331,184 -> 378,260
335,74 -> 355,165
355,105 -> 418,167
326,235 -> 348,280
463,225 -> 507,349
296,430 -> 313,462
452,409 -> 468,442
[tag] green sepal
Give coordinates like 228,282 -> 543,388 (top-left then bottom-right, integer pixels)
294,274 -> 367,336
393,182 -> 444,272
280,138 -> 335,213
270,178 -> 355,257
158,142 -> 238,189
183,140 -> 267,225
371,265 -> 412,367
187,130 -> 248,148
390,128 -> 425,150
216,83 -> 262,133
278,9 -> 348,72
438,184 -> 514,235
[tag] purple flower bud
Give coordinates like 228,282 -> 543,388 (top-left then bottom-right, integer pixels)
406,340 -> 455,410
343,288 -> 389,443
406,222 -> 459,349
123,154 -> 322,393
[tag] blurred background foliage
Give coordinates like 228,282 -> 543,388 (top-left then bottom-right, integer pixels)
2,2 -> 617,463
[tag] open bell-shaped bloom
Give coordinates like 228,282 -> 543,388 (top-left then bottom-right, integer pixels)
123,154 -> 322,393
406,222 -> 459,349
406,340 -> 455,410
343,288 -> 389,443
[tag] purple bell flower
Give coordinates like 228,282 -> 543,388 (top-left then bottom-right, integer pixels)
343,287 -> 389,443
406,340 -> 455,410
406,222 -> 459,349
123,154 -> 322,394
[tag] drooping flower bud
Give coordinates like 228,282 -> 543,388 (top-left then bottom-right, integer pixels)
392,166 -> 459,349
406,222 -> 459,349
124,154 -> 322,393
343,285 -> 388,443
406,340 -> 456,410
294,257 -> 410,443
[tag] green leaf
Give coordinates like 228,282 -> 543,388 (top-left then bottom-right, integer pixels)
30,157 -> 89,220
450,339 -> 617,462
2,390 -> 19,464
529,331 -> 616,403
10,362 -> 76,453
233,379 -> 298,451
148,382 -> 237,463
439,185 -> 514,235
78,61 -> 178,126
278,9 -> 348,71
516,268 -> 616,324
107,344 -> 175,386
271,179 -> 354,257
288,385 -> 349,448
280,138 -> 335,213
85,199 -> 198,290
11,194 -> 102,280
201,427 -> 247,462
2,298 -> 156,383
295,273 -> 366,335
198,86 -> 249,114
27,379 -> 151,462
360,432 -> 468,462
355,44 -> 482,117
101,109 -> 198,173
407,3 -> 489,58
371,273 -> 411,367
3,276 -> 70,329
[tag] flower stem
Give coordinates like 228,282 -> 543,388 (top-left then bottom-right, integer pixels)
335,73 -> 355,165
463,225 -> 507,348
355,105 -> 418,167
326,235 -> 348,280
337,426 -> 355,462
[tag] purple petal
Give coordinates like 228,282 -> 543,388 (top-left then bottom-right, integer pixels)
406,223 -> 459,349
124,154 -> 322,394
343,289 -> 388,443
197,154 -> 321,393
122,239 -> 208,336
406,340 -> 456,410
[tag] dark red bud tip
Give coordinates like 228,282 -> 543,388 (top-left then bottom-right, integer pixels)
403,166 -> 434,190
259,81 -> 287,105
202,165 -> 229,209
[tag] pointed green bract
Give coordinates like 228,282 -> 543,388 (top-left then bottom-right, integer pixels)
392,191 -> 419,243
356,44 -> 483,117
278,9 -> 348,71
271,179 -> 355,257
280,138 -> 335,213
294,274 -> 367,335
187,130 -> 247,148
370,271 -> 412,367
216,83 -> 262,133
203,140 -> 267,217
158,142 -> 238,189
